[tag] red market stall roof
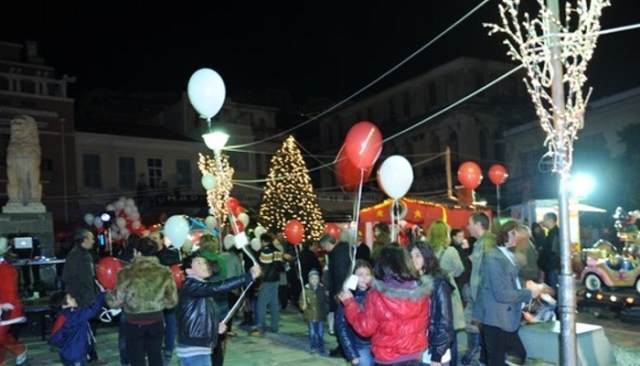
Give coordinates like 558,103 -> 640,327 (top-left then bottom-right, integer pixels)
359,197 -> 492,232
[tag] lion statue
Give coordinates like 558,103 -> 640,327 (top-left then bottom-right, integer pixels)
6,115 -> 42,206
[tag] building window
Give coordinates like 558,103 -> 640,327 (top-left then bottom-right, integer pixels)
119,157 -> 136,189
428,82 -> 437,107
176,159 -> 192,186
402,93 -> 411,118
228,151 -> 250,172
448,131 -> 459,165
367,106 -> 374,121
83,153 -> 102,188
388,98 -> 396,121
147,158 -> 163,188
479,130 -> 489,159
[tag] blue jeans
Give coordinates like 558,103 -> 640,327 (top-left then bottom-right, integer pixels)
308,321 -> 324,351
164,308 -> 176,356
62,359 -> 88,366
545,268 -> 559,292
179,354 -> 212,366
256,281 -> 279,333
357,347 -> 374,366
450,335 -> 458,366
118,315 -> 131,365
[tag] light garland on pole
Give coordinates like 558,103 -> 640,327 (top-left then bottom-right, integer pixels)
198,152 -> 234,226
485,0 -> 610,175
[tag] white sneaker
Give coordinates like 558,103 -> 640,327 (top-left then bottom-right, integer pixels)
16,348 -> 27,365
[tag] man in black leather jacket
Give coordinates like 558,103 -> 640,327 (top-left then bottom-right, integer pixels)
176,251 -> 261,364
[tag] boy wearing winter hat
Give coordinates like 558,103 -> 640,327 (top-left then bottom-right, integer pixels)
299,269 -> 329,354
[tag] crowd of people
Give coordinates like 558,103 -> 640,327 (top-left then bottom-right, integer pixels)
0,210 -> 564,366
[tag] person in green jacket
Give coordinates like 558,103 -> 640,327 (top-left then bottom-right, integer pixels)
299,269 -> 329,354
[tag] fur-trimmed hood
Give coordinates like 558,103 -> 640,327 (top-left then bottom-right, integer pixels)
371,274 -> 433,302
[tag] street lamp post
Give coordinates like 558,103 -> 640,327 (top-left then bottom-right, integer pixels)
202,130 -> 256,265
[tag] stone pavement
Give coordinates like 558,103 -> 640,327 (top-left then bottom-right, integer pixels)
2,304 -> 639,365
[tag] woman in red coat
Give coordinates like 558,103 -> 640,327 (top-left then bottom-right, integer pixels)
0,237 -> 27,365
339,244 -> 432,365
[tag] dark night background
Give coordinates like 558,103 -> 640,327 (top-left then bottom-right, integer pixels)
1,1 -> 639,104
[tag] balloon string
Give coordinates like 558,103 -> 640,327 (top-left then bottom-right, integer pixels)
350,169 -> 365,273
221,281 -> 253,325
295,246 -> 306,305
391,199 -> 398,241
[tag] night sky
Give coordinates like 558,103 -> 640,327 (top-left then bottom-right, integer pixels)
1,1 -> 639,103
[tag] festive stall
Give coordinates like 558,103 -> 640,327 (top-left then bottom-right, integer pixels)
358,197 -> 491,245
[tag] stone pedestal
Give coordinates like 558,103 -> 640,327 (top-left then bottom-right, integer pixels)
2,202 -> 46,214
0,212 -> 55,257
518,321 -> 616,365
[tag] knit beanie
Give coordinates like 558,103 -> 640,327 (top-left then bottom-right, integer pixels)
308,269 -> 320,281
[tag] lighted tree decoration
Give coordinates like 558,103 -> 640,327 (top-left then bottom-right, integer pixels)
485,0 -> 609,175
198,152 -> 235,224
259,136 -> 325,241
485,1 -> 609,364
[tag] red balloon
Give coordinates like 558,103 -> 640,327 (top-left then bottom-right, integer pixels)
226,197 -> 240,214
323,223 -> 340,241
457,161 -> 483,190
231,220 -> 245,234
233,206 -> 246,216
284,219 -> 304,245
488,164 -> 508,186
344,121 -> 383,169
95,256 -> 123,290
170,264 -> 184,290
335,148 -> 372,191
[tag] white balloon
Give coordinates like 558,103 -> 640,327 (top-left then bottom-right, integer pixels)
201,174 -> 216,191
223,234 -> 235,250
116,217 -> 127,229
377,155 -> 414,199
114,200 -> 125,211
84,213 -> 95,226
124,206 -> 133,217
125,198 -> 135,207
120,228 -> 130,237
254,225 -> 266,239
132,220 -> 141,230
142,230 -> 150,237
187,68 -> 226,120
204,216 -> 218,230
93,217 -> 103,229
165,215 -> 190,249
250,237 -> 262,252
106,204 -> 115,212
131,212 -> 140,220
237,212 -> 250,227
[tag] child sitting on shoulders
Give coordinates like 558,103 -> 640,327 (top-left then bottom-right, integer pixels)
48,281 -> 106,366
299,269 -> 328,354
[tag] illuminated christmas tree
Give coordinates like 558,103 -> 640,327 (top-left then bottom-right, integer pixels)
198,153 -> 234,225
259,136 -> 325,241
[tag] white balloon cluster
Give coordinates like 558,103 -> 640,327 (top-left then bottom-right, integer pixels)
104,197 -> 147,241
250,225 -> 267,252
